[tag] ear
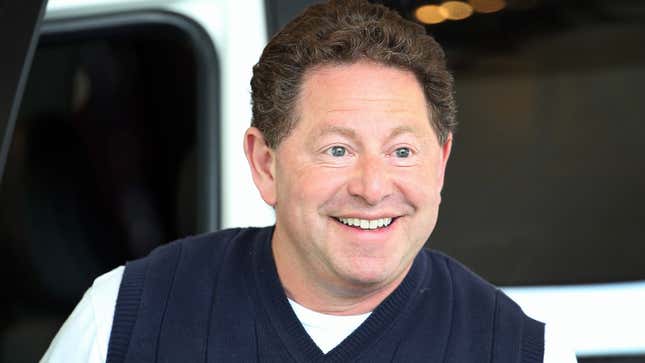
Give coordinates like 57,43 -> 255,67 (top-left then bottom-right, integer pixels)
437,133 -> 453,191
244,127 -> 277,206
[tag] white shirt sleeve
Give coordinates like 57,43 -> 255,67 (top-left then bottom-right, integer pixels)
40,265 -> 577,363
40,266 -> 124,363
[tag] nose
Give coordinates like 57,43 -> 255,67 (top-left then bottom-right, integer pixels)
347,154 -> 393,205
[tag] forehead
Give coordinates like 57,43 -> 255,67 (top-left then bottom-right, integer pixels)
294,61 -> 432,136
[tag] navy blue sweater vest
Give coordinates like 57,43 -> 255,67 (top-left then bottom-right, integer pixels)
106,227 -> 544,362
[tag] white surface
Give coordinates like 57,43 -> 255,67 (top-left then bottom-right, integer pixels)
504,281 -> 645,357
215,0 -> 276,229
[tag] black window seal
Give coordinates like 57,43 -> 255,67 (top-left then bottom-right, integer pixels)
0,0 -> 48,186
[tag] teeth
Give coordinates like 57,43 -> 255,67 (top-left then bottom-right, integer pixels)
336,217 -> 393,230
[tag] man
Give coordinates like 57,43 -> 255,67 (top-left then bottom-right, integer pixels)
43,1 -> 577,362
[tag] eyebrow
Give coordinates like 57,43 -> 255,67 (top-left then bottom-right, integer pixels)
312,125 -> 357,141
312,124 -> 419,143
386,126 -> 417,141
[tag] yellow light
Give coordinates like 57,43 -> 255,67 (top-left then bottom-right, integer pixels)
439,1 -> 474,20
468,0 -> 506,13
415,5 -> 446,24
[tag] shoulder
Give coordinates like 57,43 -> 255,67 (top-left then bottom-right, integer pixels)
423,251 -> 544,327
424,249 -> 528,309
115,227 -> 270,299
120,226 -> 273,290
425,250 -> 546,360
423,249 -> 499,298
421,249 -> 505,323
117,226 -> 272,306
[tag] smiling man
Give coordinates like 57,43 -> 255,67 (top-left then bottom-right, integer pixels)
42,1 -> 576,362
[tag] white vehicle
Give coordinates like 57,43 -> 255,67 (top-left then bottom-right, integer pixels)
1,0 -> 644,362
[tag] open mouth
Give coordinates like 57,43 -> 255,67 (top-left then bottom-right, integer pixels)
334,216 -> 395,230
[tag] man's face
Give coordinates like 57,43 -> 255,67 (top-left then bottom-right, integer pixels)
250,61 -> 451,296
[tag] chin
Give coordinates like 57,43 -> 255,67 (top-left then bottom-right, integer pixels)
338,258 -> 404,289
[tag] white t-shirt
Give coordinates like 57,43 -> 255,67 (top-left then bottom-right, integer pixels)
41,266 -> 578,363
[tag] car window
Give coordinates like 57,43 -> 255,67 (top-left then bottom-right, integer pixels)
0,12 -> 219,362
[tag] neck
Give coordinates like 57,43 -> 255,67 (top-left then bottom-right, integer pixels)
282,276 -> 407,316
272,237 -> 411,316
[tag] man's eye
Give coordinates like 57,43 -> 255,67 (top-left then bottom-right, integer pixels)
394,147 -> 411,158
328,146 -> 347,157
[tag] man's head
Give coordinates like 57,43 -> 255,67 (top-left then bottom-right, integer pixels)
245,0 -> 455,312
251,0 -> 456,149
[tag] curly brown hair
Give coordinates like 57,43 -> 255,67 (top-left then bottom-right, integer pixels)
251,0 -> 456,148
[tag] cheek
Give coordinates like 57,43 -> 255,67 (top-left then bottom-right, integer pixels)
394,167 -> 443,205
301,163 -> 349,191
277,164 -> 347,209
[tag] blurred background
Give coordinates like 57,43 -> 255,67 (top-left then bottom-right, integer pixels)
1,0 -> 644,361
